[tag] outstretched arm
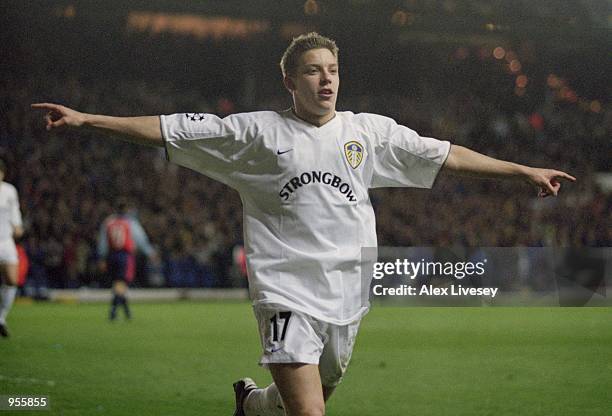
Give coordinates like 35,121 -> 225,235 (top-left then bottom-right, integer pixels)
443,144 -> 576,197
31,103 -> 163,148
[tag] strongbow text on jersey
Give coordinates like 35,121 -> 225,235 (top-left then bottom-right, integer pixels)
279,171 -> 357,202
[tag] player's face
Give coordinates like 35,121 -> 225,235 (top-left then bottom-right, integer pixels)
286,48 -> 339,126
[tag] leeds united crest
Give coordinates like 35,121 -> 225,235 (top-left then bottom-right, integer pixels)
344,141 -> 364,169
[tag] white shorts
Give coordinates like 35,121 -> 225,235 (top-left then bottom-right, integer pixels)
254,305 -> 361,387
0,240 -> 18,264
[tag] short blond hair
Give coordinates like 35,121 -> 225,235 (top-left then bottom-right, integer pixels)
280,32 -> 339,78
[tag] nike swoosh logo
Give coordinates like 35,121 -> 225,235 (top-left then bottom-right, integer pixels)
277,149 -> 293,155
270,346 -> 283,353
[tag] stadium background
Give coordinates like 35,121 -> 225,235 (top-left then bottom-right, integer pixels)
0,1 -> 610,415
1,0 -> 610,293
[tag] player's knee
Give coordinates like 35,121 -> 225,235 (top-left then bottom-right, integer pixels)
3,273 -> 18,286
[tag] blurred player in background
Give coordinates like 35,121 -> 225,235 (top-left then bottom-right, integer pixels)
0,160 -> 24,338
33,32 -> 575,416
98,199 -> 156,321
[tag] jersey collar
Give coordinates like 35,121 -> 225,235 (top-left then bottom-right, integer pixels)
288,108 -> 339,130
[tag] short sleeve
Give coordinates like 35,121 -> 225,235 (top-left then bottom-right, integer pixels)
160,113 -> 253,189
369,116 -> 451,189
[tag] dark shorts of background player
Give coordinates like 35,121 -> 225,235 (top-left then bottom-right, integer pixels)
107,250 -> 136,284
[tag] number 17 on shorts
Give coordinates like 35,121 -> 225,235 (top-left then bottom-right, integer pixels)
255,307 -> 326,366
267,311 -> 292,353
254,308 -> 296,356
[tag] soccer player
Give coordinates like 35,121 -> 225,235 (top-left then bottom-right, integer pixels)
0,160 -> 24,338
32,32 -> 575,415
98,199 -> 156,321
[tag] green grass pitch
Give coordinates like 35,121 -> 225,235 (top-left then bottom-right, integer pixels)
1,302 -> 611,415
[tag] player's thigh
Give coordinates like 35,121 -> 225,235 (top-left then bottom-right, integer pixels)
269,363 -> 325,416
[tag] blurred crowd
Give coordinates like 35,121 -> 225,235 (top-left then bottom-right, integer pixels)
0,39 -> 609,292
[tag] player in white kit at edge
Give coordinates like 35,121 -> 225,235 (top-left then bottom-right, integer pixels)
33,33 -> 575,416
0,159 -> 24,338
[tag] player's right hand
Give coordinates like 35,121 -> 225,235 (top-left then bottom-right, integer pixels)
31,103 -> 86,131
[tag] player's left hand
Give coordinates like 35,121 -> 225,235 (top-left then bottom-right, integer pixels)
525,168 -> 576,197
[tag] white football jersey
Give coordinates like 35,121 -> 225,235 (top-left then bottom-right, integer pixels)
0,182 -> 22,242
161,110 -> 450,324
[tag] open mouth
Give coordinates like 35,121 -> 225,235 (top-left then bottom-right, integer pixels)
318,88 -> 334,98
